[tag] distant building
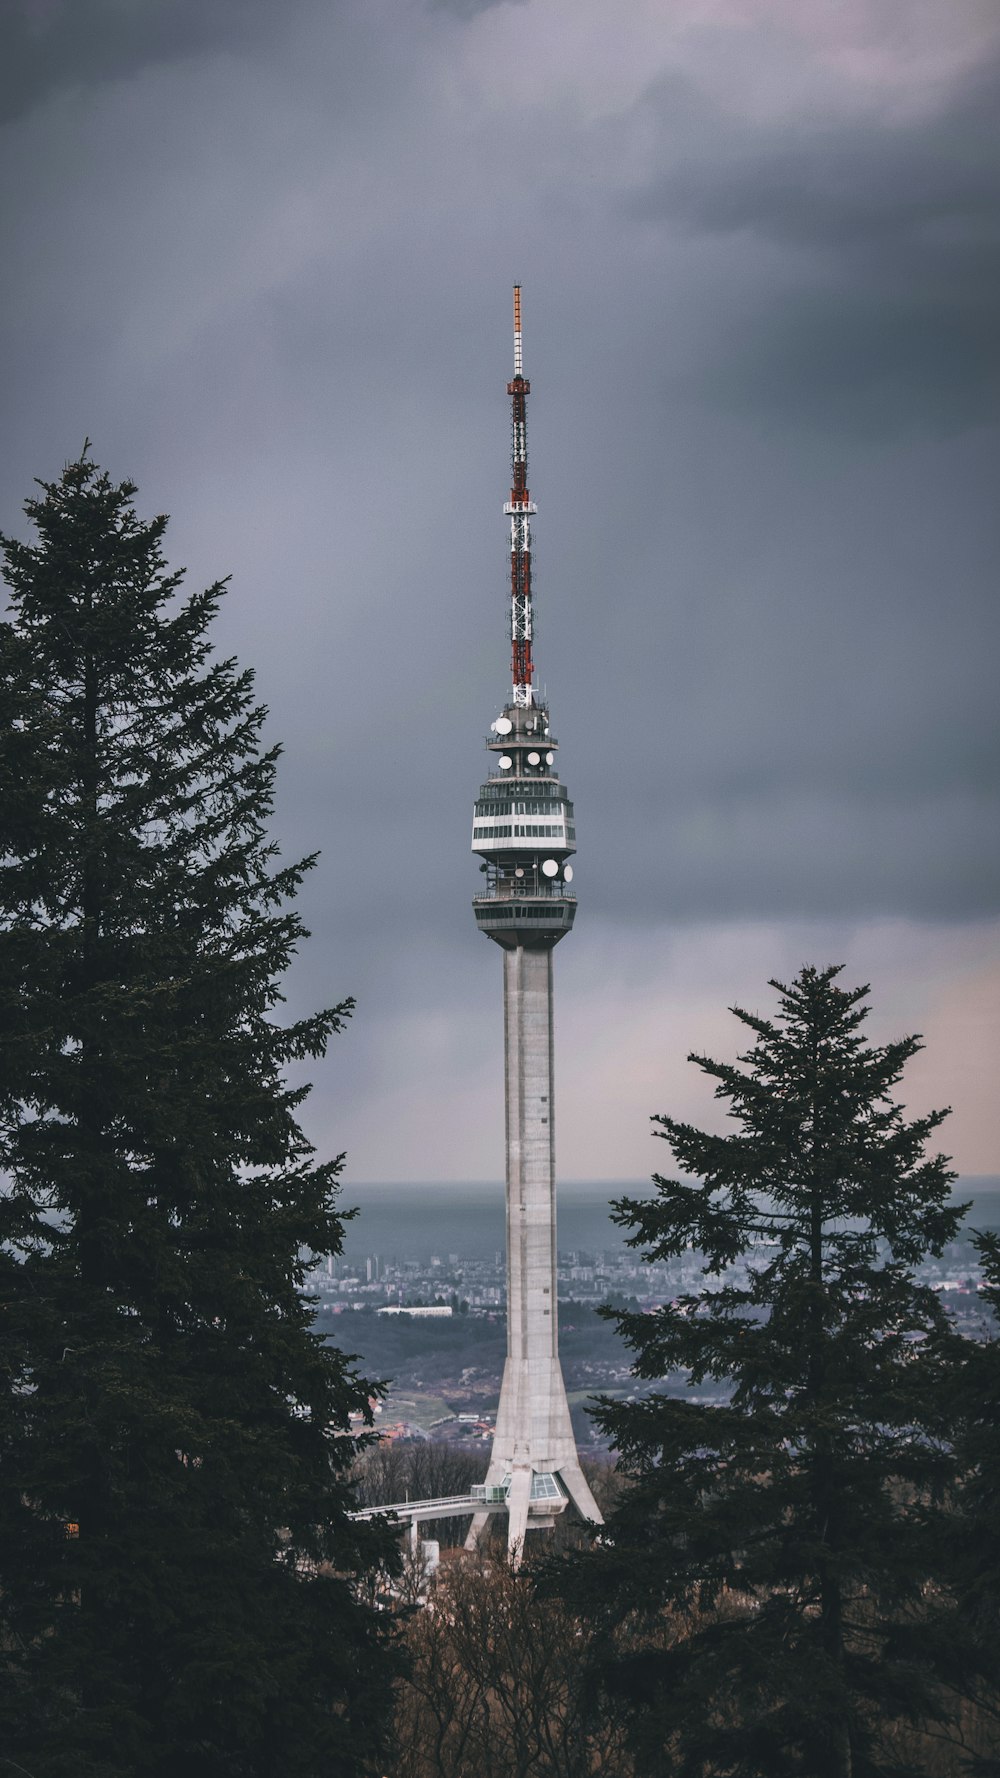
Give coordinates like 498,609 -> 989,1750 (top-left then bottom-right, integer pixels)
376,1304 -> 453,1318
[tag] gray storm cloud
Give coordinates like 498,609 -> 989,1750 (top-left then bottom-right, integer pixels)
1,0 -> 287,123
1,0 -> 997,1177
629,56 -> 1000,435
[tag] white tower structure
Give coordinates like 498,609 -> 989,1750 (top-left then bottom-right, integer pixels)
465,288 -> 603,1563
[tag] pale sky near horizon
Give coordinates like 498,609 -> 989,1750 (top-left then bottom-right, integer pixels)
1,0 -> 998,1183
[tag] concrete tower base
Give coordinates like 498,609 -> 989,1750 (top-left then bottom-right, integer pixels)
465,942 -> 603,1564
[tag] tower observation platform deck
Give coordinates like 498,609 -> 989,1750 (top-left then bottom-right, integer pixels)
471,700 -> 576,949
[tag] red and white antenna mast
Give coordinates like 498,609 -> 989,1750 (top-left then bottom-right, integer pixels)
504,284 -> 538,707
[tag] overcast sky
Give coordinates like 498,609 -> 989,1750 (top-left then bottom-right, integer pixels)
2,0 -> 998,1186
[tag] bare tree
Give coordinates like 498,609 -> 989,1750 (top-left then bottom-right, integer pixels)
393,1555 -> 634,1778
352,1437 -> 489,1551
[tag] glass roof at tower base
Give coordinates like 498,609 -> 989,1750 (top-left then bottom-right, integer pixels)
470,1473 -> 568,1509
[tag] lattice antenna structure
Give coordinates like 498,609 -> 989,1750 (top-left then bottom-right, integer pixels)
505,285 -> 538,708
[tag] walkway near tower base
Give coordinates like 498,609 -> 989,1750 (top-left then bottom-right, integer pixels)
349,1469 -> 579,1561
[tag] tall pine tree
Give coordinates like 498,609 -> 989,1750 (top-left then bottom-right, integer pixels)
0,453 -> 398,1777
560,965 -> 965,1778
943,1232 -> 1000,1773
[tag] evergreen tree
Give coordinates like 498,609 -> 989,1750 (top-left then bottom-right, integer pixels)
561,965 -> 965,1778
0,453 -> 398,1777
944,1233 -> 1000,1774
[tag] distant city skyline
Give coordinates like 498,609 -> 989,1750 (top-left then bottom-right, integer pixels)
333,1178 -> 1000,1271
2,0 -> 997,1183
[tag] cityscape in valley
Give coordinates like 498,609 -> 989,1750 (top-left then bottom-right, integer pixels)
308,1191 -> 1000,1447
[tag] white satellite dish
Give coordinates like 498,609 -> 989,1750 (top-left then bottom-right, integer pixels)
494,716 -> 513,735
527,751 -> 540,765
563,864 -> 574,883
498,755 -> 512,769
515,868 -> 524,878
541,858 -> 558,877
545,751 -> 554,765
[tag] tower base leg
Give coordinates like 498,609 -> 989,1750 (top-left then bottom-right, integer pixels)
558,1460 -> 604,1527
464,1460 -> 603,1561
464,1466 -> 537,1565
505,1466 -> 532,1568
464,1510 -> 490,1554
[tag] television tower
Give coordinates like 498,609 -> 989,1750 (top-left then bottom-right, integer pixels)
465,288 -> 603,1562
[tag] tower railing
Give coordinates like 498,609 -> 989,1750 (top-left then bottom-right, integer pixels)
474,880 -> 575,901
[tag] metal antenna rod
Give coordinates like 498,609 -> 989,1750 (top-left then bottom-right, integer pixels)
513,284 -> 523,376
505,284 -> 538,708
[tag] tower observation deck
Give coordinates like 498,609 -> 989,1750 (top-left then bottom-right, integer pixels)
465,289 -> 602,1562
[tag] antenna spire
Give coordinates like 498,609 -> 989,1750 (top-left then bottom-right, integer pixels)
504,284 -> 538,706
513,284 -> 523,377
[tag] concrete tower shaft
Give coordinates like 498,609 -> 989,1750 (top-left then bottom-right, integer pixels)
495,945 -> 584,1461
466,289 -> 602,1563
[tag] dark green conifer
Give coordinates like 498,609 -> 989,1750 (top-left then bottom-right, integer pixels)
0,453 -> 397,1777
944,1232 -> 1000,1774
562,965 -> 964,1778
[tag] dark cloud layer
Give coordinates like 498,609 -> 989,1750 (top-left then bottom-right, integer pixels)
637,61 -> 1000,252
1,0 -> 289,123
630,55 -> 1000,435
430,0 -> 525,17
0,0 -> 996,1174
